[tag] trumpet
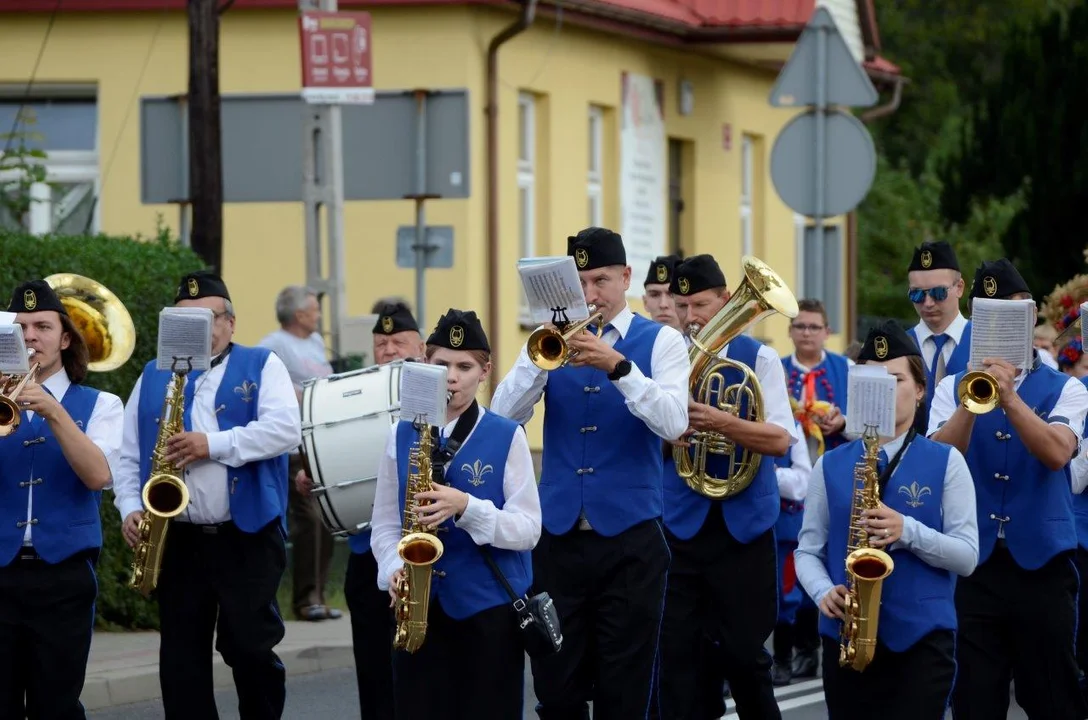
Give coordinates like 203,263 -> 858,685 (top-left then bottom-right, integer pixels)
958,369 -> 999,414
0,349 -> 40,437
527,305 -> 605,371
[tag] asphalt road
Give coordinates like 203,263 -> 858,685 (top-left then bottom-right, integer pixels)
89,665 -> 1032,719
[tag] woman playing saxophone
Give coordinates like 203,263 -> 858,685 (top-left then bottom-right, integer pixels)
794,320 -> 979,719
369,308 -> 542,719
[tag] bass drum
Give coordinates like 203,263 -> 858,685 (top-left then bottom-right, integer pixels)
300,361 -> 403,535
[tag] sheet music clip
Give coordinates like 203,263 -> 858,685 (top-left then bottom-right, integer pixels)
171,356 -> 195,376
550,306 -> 571,331
412,413 -> 430,432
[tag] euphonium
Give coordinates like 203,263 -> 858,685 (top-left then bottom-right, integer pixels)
674,256 -> 799,499
393,417 -> 445,653
128,369 -> 192,598
0,350 -> 40,437
958,369 -> 999,414
527,305 -> 605,371
839,426 -> 895,672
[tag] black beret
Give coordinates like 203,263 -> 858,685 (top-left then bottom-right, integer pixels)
426,308 -> 490,353
858,320 -> 921,363
908,240 -> 960,272
175,270 -> 231,304
373,302 -> 419,336
969,258 -> 1031,301
567,227 -> 626,272
644,255 -> 681,288
670,254 -> 726,297
7,279 -> 66,315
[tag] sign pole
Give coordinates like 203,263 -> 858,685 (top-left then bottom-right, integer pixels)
813,20 -> 827,291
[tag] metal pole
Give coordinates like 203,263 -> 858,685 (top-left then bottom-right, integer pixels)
413,90 -> 428,330
326,102 -> 347,358
813,23 -> 827,300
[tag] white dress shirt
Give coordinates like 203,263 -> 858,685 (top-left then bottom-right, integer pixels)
912,313 -> 969,375
777,426 -> 812,502
794,431 -> 980,606
1072,448 -> 1088,495
490,305 -> 689,441
21,370 -> 124,545
369,407 -> 542,591
112,348 -> 302,525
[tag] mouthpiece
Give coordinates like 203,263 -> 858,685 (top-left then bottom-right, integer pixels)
26,348 -> 35,359
686,323 -> 702,337
446,390 -> 453,403
588,304 -> 598,312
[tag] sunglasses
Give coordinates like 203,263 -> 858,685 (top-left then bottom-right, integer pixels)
907,286 -> 953,303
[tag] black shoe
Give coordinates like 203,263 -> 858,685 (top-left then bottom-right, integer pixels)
791,649 -> 819,679
771,662 -> 793,687
299,604 -> 328,622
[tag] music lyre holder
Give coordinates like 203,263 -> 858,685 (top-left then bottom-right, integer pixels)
170,356 -> 194,376
550,306 -> 571,331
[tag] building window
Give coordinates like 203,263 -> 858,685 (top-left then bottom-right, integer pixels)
802,224 -> 844,331
588,105 -> 603,226
740,135 -> 754,259
518,92 -> 536,323
0,96 -> 100,236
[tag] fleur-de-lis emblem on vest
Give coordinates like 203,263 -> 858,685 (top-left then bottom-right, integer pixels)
461,458 -> 494,487
234,380 -> 258,403
898,481 -> 932,508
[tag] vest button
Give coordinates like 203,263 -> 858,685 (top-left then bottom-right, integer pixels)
994,431 -> 1004,440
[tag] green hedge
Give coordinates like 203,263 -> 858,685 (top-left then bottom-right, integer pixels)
0,226 -> 205,630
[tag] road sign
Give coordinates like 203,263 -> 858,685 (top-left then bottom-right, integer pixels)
768,7 -> 877,109
770,109 -> 875,218
396,225 -> 454,269
299,11 -> 374,105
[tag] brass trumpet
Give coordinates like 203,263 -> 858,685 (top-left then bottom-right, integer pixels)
958,369 -> 999,414
0,350 -> 40,437
527,305 -> 605,371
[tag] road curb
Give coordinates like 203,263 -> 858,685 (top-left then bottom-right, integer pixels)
82,644 -> 354,711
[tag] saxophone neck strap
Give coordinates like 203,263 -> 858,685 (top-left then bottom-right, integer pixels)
429,399 -> 480,484
877,427 -> 916,500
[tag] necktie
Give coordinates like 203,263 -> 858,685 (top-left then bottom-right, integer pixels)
927,334 -> 949,402
876,449 -> 889,476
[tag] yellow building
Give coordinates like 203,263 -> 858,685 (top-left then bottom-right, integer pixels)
0,0 -> 898,446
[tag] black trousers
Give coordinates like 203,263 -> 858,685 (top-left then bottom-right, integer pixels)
158,520 -> 288,720
344,549 -> 396,720
951,545 -> 1086,720
392,598 -> 524,719
530,518 -> 671,720
0,549 -> 98,720
658,511 -> 779,720
822,630 -> 955,719
1077,548 -> 1088,698
288,454 -> 334,616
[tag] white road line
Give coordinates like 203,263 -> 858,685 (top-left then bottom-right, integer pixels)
720,680 -> 826,717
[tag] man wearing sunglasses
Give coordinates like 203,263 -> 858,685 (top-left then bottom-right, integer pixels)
906,241 -> 972,413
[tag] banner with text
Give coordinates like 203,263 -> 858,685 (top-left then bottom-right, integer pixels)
620,71 -> 666,299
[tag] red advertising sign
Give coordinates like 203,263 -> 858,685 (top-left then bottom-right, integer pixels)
299,10 -> 374,105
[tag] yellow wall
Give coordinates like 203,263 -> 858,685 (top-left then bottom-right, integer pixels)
2,7 -> 850,448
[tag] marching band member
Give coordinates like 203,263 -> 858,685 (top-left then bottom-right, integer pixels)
643,254 -> 682,331
930,259 -> 1088,719
113,270 -> 301,719
0,280 -> 123,719
659,254 -> 798,719
370,308 -> 541,718
491,227 -> 689,718
770,421 -> 813,686
779,297 -> 851,680
795,320 -> 978,719
905,241 -> 972,423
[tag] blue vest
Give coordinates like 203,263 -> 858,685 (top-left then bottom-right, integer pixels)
1075,376 -> 1088,550
0,383 -> 102,565
781,352 -> 850,453
773,449 -> 804,543
957,364 -> 1077,569
662,335 -> 779,543
137,345 -> 290,534
908,321 -> 972,408
395,410 -> 532,620
819,436 -> 958,652
540,314 -> 664,536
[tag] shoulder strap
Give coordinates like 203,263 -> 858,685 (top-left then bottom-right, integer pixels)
477,545 -> 524,604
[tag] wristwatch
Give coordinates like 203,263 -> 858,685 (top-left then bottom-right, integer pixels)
607,359 -> 632,381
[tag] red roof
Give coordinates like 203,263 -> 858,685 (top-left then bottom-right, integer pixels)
675,0 -> 814,28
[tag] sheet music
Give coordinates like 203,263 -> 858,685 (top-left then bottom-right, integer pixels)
399,362 -> 448,428
845,365 -> 897,438
0,324 -> 30,374
517,256 -> 591,325
1080,302 -> 1088,350
156,307 -> 213,372
0,311 -> 14,326
969,298 -> 1034,371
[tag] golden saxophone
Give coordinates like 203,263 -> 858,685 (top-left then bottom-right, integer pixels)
393,416 -> 445,653
839,426 -> 895,672
128,369 -> 192,598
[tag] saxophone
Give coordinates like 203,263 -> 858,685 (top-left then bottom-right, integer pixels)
393,418 -> 445,653
838,425 -> 895,672
128,371 -> 192,598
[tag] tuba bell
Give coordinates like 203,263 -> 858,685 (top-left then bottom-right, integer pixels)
0,274 -> 135,438
527,304 -> 605,371
674,256 -> 799,499
958,369 -> 999,414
